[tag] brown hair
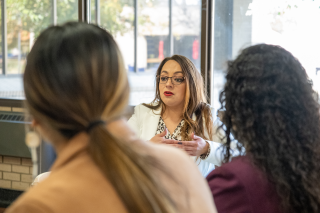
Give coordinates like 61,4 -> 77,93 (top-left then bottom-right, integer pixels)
24,22 -> 180,213
144,55 -> 214,141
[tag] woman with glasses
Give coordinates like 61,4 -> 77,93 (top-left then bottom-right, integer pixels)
128,55 -> 227,177
6,23 -> 217,213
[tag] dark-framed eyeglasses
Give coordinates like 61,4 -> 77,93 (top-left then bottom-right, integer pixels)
157,75 -> 185,85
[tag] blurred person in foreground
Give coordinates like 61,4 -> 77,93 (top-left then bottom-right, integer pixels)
206,44 -> 320,213
5,22 -> 217,213
128,55 -> 233,177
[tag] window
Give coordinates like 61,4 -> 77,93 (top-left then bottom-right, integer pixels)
0,0 -> 203,106
173,0 -> 201,69
211,0 -> 320,114
6,0 -> 51,75
57,0 -> 78,24
0,0 -> 78,99
96,0 -> 202,106
129,0 -> 170,105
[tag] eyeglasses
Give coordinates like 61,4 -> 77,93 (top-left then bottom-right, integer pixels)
157,75 -> 185,85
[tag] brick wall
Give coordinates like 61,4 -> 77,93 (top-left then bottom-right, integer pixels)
0,155 -> 33,190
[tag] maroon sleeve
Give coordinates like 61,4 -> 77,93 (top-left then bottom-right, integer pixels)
206,166 -> 253,213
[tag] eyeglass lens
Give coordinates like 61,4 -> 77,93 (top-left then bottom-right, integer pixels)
159,76 -> 184,85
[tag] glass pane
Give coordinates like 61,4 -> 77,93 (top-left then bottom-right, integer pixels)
127,0 -> 170,105
100,0 -> 138,104
250,0 -> 320,93
173,0 -> 201,70
211,0 -> 233,113
1,0 -> 78,99
212,0 -> 320,114
2,0 -> 52,99
0,5 -> 2,75
91,0 -> 96,24
57,0 -> 78,24
7,0 -> 52,75
100,0 -> 134,74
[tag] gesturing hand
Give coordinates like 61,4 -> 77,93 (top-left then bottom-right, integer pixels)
184,133 -> 209,156
161,133 -> 209,156
149,129 -> 168,143
149,129 -> 184,150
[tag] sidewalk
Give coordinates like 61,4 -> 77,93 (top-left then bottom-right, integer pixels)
0,72 -> 157,105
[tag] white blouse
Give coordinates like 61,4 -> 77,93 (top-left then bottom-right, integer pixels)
128,104 -> 230,177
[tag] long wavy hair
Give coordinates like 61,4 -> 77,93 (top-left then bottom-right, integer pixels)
219,44 -> 320,212
144,55 -> 214,141
24,22 -> 181,213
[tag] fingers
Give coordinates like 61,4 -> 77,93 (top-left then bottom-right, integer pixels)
158,128 -> 168,137
182,147 -> 197,156
162,140 -> 197,147
191,133 -> 201,140
184,151 -> 196,156
166,144 -> 183,149
160,139 -> 174,144
179,141 -> 197,147
161,139 -> 177,144
161,141 -> 197,156
183,147 -> 195,151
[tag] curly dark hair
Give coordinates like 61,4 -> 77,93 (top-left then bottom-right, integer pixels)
219,44 -> 320,213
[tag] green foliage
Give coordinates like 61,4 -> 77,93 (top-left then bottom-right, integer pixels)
7,0 -> 52,34
6,0 -> 155,43
100,0 -> 134,35
99,0 -> 157,36
7,0 -> 73,50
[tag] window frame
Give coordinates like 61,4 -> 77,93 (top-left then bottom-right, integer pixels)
0,0 -> 211,102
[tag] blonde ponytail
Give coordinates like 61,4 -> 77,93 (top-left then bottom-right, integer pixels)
88,126 -> 178,213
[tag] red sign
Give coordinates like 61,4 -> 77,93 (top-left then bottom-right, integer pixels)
193,39 -> 199,60
159,40 -> 164,60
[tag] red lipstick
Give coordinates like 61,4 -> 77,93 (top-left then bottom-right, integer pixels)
164,91 -> 174,96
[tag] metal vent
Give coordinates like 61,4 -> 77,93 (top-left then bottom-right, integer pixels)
0,113 -> 26,122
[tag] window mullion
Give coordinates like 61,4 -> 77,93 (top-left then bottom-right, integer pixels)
52,0 -> 57,25
169,0 -> 173,56
134,0 -> 138,73
2,0 -> 7,75
95,0 -> 100,25
200,0 -> 213,104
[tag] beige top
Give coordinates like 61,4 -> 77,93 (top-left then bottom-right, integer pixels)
6,133 -> 217,213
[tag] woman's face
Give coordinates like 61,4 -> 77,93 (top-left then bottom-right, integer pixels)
159,60 -> 186,109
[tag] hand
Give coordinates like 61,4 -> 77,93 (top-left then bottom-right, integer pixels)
184,133 -> 209,156
162,133 -> 209,156
149,129 -> 184,150
149,129 -> 169,143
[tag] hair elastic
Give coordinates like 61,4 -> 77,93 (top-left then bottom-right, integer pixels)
86,120 -> 106,133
